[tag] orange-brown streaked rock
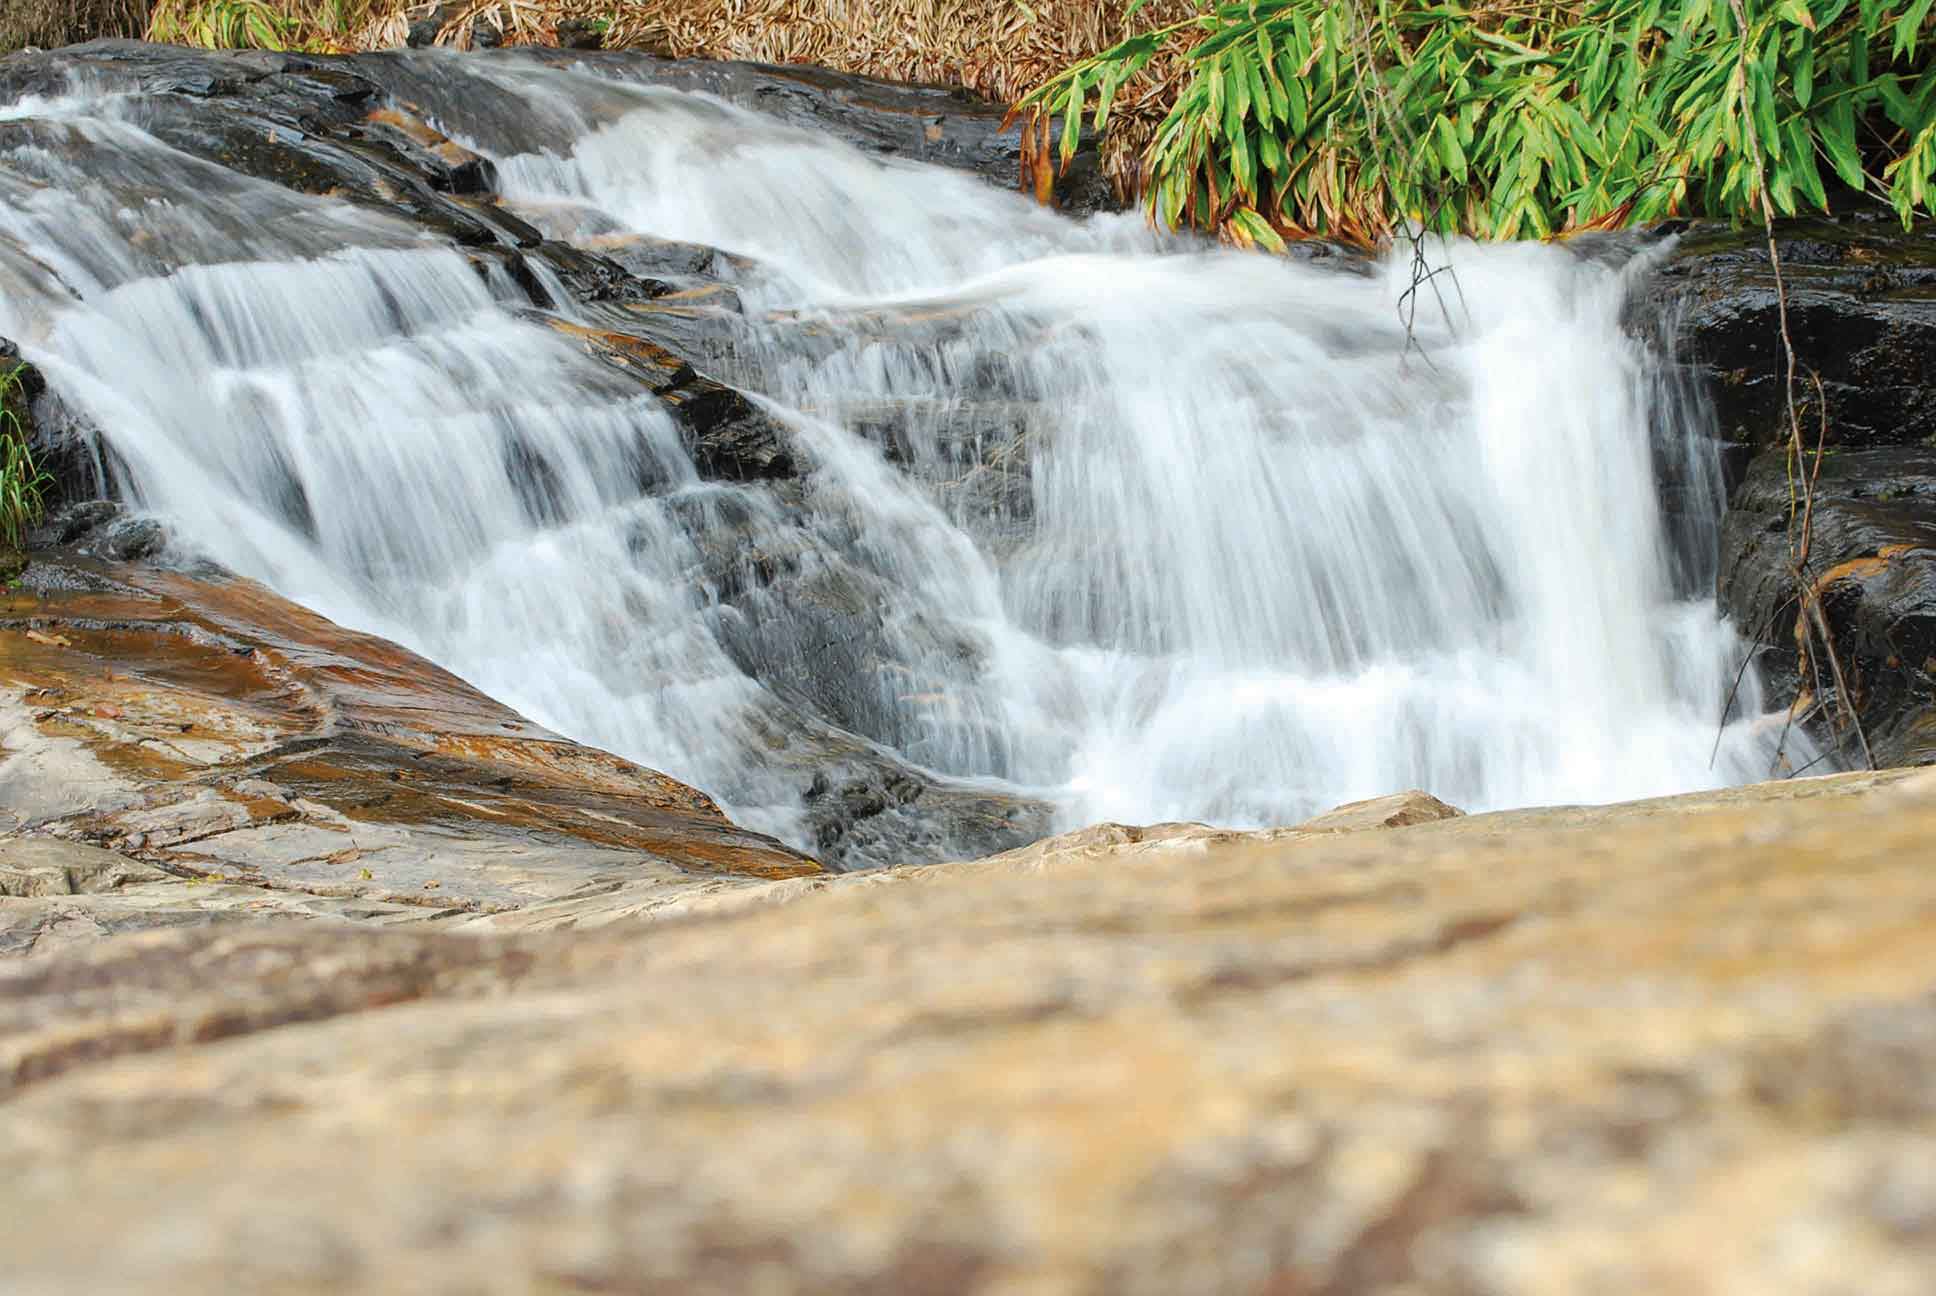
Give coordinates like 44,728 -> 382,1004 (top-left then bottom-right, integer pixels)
0,553 -> 820,949
538,314 -> 696,391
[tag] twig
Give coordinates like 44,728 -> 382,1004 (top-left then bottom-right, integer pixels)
1711,596 -> 1789,768
1340,0 -> 1468,357
1728,0 -> 1872,772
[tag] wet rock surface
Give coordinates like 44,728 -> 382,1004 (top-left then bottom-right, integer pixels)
0,343 -> 113,515
429,43 -> 1117,216
1652,216 -> 1936,765
0,40 -> 1062,866
0,547 -> 821,956
1648,216 -> 1936,462
3,766 -> 1934,1292
1719,446 -> 1936,768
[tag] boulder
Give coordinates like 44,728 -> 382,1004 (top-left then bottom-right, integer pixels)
1650,216 -> 1936,766
1718,446 -> 1936,767
0,547 -> 821,958
1648,216 -> 1936,464
1,766 -> 1934,1291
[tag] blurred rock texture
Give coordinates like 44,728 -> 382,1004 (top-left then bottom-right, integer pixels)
5,720 -> 1935,1291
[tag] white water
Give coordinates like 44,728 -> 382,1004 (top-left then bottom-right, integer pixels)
0,55 -> 1802,859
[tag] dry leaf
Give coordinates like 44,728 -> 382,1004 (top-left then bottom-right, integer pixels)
24,629 -> 71,648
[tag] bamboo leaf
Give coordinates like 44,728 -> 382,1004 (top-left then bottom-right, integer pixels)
1751,60 -> 1782,159
1821,101 -> 1866,187
1231,126 -> 1256,198
1435,114 -> 1469,183
1878,74 -> 1916,124
1788,116 -> 1830,208
1059,74 -> 1084,162
1247,58 -> 1274,126
1897,0 -> 1934,59
1230,53 -> 1253,127
1093,69 -> 1119,134
1230,207 -> 1289,253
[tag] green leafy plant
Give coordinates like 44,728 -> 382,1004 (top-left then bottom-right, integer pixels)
0,365 -> 51,552
148,0 -> 299,47
1018,0 -> 1936,244
146,0 -> 376,50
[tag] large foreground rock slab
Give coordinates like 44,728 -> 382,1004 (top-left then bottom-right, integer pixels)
0,550 -> 819,952
2,766 -> 1932,1293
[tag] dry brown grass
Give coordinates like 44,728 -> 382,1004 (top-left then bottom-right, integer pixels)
343,0 -> 1201,192
2,0 -> 150,51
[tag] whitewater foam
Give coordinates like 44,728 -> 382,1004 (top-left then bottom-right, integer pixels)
0,53 -> 1809,856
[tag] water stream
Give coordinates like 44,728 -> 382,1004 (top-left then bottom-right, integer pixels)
0,53 -> 1805,860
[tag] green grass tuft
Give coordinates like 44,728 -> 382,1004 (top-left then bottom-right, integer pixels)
0,365 -> 53,552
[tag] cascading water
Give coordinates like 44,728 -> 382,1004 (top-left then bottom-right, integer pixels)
0,50 -> 1808,863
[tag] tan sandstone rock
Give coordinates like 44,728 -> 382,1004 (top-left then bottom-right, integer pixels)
0,554 -> 820,955
1,763 -> 1933,1293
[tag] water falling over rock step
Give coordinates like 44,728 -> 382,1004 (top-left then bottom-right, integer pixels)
0,39 -> 1887,870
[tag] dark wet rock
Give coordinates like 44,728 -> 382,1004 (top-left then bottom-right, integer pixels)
765,725 -> 1048,867
800,765 -> 1050,864
526,310 -> 796,483
596,235 -> 742,285
648,485 -> 1051,868
1646,216 -> 1936,464
0,344 -> 117,514
0,41 -> 1112,217
521,238 -> 675,305
708,545 -> 914,738
837,397 -> 1038,553
1653,216 -> 1936,767
1719,446 -> 1936,767
21,389 -> 97,502
35,500 -> 122,547
663,380 -> 796,481
356,105 -> 499,195
91,513 -> 168,562
134,95 -> 508,248
555,18 -> 605,51
533,312 -> 695,391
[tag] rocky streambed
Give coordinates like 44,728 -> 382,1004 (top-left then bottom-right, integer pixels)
3,38 -> 1936,1295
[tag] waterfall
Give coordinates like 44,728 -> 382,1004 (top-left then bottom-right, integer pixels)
0,52 -> 1804,861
